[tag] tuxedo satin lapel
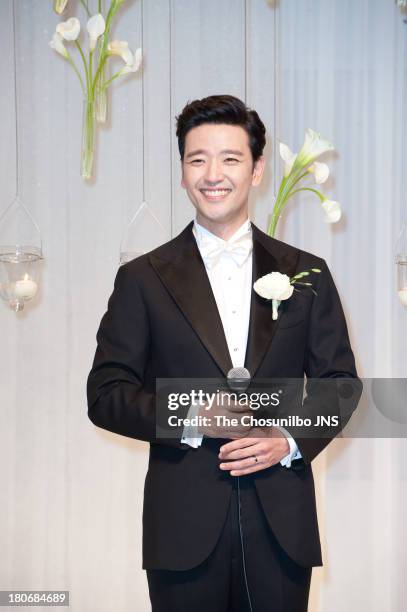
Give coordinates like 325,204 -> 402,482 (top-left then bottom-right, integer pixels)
149,222 -> 233,376
244,224 -> 300,377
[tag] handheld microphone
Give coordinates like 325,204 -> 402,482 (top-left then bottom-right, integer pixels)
227,367 -> 251,393
227,368 -> 255,611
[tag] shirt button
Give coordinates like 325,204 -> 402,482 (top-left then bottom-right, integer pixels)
233,348 -> 238,352
232,310 -> 236,314
227,277 -> 232,281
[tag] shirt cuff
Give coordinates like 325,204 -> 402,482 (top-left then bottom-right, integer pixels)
181,401 -> 204,448
276,425 -> 302,468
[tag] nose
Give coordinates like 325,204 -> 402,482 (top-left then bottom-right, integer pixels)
204,158 -> 224,184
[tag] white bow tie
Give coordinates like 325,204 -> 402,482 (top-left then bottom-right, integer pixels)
199,231 -> 253,269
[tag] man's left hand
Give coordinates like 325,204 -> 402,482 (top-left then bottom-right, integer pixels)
218,427 -> 290,476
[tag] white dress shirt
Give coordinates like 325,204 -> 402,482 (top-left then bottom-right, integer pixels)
181,217 -> 302,467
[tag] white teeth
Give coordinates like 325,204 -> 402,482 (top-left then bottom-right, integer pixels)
201,189 -> 230,196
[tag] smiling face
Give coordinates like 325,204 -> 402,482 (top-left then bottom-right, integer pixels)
181,123 -> 265,239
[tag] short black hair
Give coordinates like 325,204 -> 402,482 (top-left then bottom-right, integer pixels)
175,94 -> 266,165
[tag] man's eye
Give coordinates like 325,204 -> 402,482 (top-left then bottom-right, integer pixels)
190,159 -> 204,164
225,158 -> 239,163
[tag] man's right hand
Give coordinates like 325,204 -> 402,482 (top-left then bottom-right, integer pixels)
196,393 -> 253,439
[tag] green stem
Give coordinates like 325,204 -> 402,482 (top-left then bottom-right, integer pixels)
268,169 -> 300,236
92,0 -> 125,90
95,27 -> 108,122
92,36 -> 113,92
267,169 -> 312,237
291,170 -> 310,188
275,169 -> 307,218
267,176 -> 287,236
102,69 -> 124,87
66,54 -> 86,95
75,40 -> 90,92
89,50 -> 94,95
94,33 -> 106,89
93,54 -> 107,94
278,169 -> 309,210
288,187 -> 324,202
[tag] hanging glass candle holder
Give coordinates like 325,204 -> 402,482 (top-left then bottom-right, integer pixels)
120,201 -> 167,265
395,222 -> 407,307
0,196 -> 43,312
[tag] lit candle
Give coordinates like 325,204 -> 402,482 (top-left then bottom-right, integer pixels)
13,274 -> 38,300
398,287 -> 407,306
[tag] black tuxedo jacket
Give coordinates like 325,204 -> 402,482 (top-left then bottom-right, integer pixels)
87,220 -> 360,570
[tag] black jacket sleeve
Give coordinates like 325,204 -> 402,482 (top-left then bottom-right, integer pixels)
289,259 -> 362,464
86,263 -> 189,449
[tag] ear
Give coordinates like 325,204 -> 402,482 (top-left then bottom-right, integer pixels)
251,156 -> 266,187
180,160 -> 186,189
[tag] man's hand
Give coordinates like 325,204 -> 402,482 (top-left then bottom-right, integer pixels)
196,393 -> 253,439
218,427 -> 290,476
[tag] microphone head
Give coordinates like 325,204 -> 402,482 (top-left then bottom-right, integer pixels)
227,367 -> 251,392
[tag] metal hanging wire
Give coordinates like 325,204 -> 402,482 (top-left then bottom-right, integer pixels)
272,1 -> 279,200
12,0 -> 19,200
0,0 -> 43,255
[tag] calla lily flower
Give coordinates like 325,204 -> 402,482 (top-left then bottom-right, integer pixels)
54,0 -> 68,14
107,40 -> 134,66
87,14 -> 106,52
280,142 -> 329,183
308,161 -> 329,184
118,47 -> 142,75
279,142 -> 297,177
56,17 -> 81,42
297,128 -> 334,166
269,129 -> 340,236
49,32 -> 69,59
321,199 -> 341,223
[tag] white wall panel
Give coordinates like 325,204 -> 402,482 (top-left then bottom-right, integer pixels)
170,0 -> 247,234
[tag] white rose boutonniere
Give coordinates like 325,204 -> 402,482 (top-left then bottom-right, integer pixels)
253,272 -> 293,320
253,268 -> 321,320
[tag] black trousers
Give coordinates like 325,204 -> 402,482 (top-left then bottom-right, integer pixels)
146,475 -> 312,612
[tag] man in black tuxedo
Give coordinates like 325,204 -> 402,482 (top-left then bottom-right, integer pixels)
87,95 -> 360,611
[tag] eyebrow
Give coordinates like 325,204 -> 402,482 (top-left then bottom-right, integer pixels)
185,149 -> 244,159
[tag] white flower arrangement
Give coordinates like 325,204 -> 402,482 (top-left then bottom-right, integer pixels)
268,128 -> 341,236
50,1 -> 142,180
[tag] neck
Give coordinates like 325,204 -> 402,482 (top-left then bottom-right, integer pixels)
195,211 -> 249,241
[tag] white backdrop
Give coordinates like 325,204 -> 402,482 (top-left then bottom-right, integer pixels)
1,0 -> 407,610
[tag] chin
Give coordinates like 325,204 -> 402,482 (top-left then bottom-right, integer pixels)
199,209 -> 232,224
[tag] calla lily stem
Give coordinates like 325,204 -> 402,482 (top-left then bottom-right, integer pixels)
75,40 -> 90,91
102,71 -> 123,87
89,49 -> 94,87
288,187 -> 324,203
66,54 -> 86,95
268,168 -> 310,237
